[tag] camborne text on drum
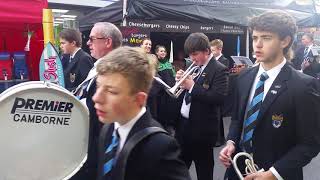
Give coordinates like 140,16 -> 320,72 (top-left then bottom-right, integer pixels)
10,97 -> 73,126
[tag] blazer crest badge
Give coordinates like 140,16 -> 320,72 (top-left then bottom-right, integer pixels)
70,73 -> 76,83
272,114 -> 284,128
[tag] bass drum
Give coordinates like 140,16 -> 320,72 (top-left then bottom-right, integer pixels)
0,81 -> 89,180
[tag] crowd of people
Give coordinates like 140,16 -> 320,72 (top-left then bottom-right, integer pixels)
57,10 -> 320,180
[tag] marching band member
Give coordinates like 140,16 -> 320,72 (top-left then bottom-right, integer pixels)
72,22 -> 123,180
59,28 -> 93,92
93,46 -> 190,180
220,11 -> 320,180
176,32 -> 229,180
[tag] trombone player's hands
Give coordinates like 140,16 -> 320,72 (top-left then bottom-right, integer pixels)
219,141 -> 277,180
176,69 -> 195,90
175,69 -> 184,82
219,141 -> 236,167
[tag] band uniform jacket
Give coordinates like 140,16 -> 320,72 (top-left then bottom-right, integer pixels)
97,111 -> 191,180
180,58 -> 229,146
63,49 -> 93,91
217,55 -> 231,69
227,63 -> 320,179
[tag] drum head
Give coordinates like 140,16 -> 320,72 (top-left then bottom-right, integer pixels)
0,81 -> 89,180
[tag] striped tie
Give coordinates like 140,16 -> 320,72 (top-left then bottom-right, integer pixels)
243,72 -> 269,153
103,130 -> 119,176
303,46 -> 309,58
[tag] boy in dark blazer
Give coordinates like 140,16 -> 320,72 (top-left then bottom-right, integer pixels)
219,11 -> 320,180
59,28 -> 93,91
93,46 -> 190,180
210,39 -> 232,69
176,33 -> 229,180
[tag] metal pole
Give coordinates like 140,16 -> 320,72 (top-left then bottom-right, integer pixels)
246,28 -> 249,57
123,0 -> 128,26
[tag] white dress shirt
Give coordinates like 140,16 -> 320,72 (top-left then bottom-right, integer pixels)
215,53 -> 222,61
180,54 -> 213,118
114,107 -> 146,154
245,58 -> 286,106
70,48 -> 81,60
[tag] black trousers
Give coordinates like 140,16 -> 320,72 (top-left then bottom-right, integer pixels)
176,116 -> 215,180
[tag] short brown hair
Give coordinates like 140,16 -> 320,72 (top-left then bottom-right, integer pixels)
184,33 -> 210,55
249,11 -> 297,59
210,39 -> 223,49
96,46 -> 155,94
59,28 -> 82,47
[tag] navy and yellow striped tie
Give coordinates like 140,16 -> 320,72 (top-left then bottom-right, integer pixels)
243,72 -> 269,153
103,130 -> 119,177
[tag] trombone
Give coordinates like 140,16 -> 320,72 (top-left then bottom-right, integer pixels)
229,152 -> 265,180
153,62 -> 201,98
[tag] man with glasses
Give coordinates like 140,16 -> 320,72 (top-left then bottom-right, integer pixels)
71,22 -> 123,180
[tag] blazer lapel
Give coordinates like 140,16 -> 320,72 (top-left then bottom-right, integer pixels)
73,49 -> 82,60
239,66 -> 259,115
64,49 -> 82,73
196,57 -> 215,84
256,63 -> 291,122
126,113 -> 149,141
64,57 -> 77,74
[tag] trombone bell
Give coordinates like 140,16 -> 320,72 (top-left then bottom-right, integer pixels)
166,62 -> 200,98
153,62 -> 200,98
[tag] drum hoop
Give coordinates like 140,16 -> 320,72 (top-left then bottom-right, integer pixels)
0,81 -> 89,115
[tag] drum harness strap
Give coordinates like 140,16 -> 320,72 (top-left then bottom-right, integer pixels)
99,124 -> 168,180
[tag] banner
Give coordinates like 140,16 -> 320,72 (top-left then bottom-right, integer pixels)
131,0 -> 316,13
39,42 -> 65,87
127,20 -> 245,34
120,26 -> 150,46
127,0 -> 317,27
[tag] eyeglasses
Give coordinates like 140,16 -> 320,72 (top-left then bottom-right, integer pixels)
88,36 -> 108,42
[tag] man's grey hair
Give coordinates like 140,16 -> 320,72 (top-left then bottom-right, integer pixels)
94,22 -> 123,49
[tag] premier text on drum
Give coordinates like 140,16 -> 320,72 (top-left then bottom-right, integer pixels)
10,97 -> 74,126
